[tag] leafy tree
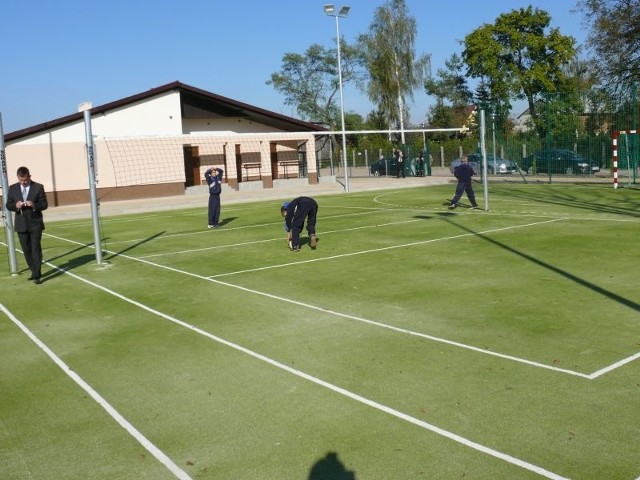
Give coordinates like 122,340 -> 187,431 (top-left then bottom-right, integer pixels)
426,99 -> 455,141
577,0 -> 640,89
474,80 -> 492,112
424,53 -> 474,137
425,53 -> 472,108
462,7 -> 576,132
267,42 -> 366,129
343,111 -> 365,150
358,0 -> 430,142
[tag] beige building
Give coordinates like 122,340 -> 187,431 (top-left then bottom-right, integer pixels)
3,81 -> 327,206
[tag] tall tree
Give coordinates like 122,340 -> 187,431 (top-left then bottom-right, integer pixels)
267,42 -> 366,129
577,0 -> 640,89
358,0 -> 430,144
425,53 -> 473,108
425,53 -> 474,134
462,7 -> 576,129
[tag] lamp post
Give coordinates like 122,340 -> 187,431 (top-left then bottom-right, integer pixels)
491,110 -> 497,174
324,3 -> 350,193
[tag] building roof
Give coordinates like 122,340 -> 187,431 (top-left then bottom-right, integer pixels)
4,81 -> 326,142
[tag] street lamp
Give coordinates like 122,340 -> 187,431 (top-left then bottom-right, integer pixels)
324,4 -> 350,193
491,110 -> 497,174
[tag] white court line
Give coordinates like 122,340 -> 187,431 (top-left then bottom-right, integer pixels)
136,219 -> 422,259
102,208 -> 390,246
41,217 -> 640,379
41,218 -> 611,379
588,351 -> 640,379
207,218 -> 565,278
14,272 -> 567,480
0,303 -> 192,480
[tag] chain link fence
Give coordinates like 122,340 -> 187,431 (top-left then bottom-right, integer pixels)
315,86 -> 639,185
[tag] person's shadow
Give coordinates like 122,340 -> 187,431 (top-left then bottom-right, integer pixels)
308,452 -> 356,480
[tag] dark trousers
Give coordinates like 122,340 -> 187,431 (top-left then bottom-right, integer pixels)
208,194 -> 221,226
451,181 -> 477,207
18,230 -> 43,279
291,199 -> 318,248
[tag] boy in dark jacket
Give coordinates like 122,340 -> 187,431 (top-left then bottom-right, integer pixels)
280,197 -> 318,252
205,167 -> 224,228
449,156 -> 479,209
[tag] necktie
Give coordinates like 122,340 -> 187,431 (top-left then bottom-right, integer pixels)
22,186 -> 28,201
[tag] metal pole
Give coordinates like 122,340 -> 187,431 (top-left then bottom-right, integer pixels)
480,110 -> 489,211
0,113 -> 18,274
329,138 -> 334,176
491,111 -> 497,173
334,14 -> 350,193
82,109 -> 103,264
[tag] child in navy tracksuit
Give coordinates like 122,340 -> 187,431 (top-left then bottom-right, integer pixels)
280,197 -> 318,251
205,167 -> 224,228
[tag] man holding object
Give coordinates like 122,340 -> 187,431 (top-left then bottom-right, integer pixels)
6,166 -> 48,284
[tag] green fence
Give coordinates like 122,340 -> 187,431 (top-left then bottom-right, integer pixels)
316,86 -> 638,182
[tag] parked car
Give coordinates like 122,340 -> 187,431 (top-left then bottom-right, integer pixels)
449,156 -> 480,175
521,149 -> 600,175
370,157 -> 412,177
483,155 -> 520,174
450,154 -> 519,175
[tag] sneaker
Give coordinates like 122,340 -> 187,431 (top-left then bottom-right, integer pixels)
291,246 -> 300,252
471,205 -> 480,210
309,235 -> 317,248
448,203 -> 457,210
208,225 -> 215,229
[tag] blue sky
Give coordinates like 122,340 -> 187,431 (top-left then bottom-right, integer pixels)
1,0 -> 586,134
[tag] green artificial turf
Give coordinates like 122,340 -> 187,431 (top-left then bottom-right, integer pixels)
1,183 -> 639,479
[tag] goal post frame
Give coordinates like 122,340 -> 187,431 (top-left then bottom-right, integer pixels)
612,129 -> 638,189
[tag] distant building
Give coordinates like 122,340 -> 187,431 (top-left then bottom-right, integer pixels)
3,81 -> 327,206
513,108 -> 532,133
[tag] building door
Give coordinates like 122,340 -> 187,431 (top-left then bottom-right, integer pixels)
183,146 -> 200,186
235,144 -> 243,182
270,143 -> 279,180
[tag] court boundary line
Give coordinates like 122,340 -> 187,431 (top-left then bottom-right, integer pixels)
206,218 -> 565,277
42,216 -> 635,379
0,303 -> 193,480
6,274 -> 568,480
136,219 -> 422,259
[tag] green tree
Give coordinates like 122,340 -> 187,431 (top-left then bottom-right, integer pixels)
462,7 -> 576,132
426,99 -> 455,141
425,53 -> 474,138
577,0 -> 640,89
358,0 -> 430,143
267,42 -> 366,129
425,53 -> 472,108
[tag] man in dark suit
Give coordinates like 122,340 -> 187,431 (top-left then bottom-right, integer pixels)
5,166 -> 48,284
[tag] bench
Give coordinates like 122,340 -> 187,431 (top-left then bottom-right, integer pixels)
280,160 -> 299,179
242,162 -> 262,181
